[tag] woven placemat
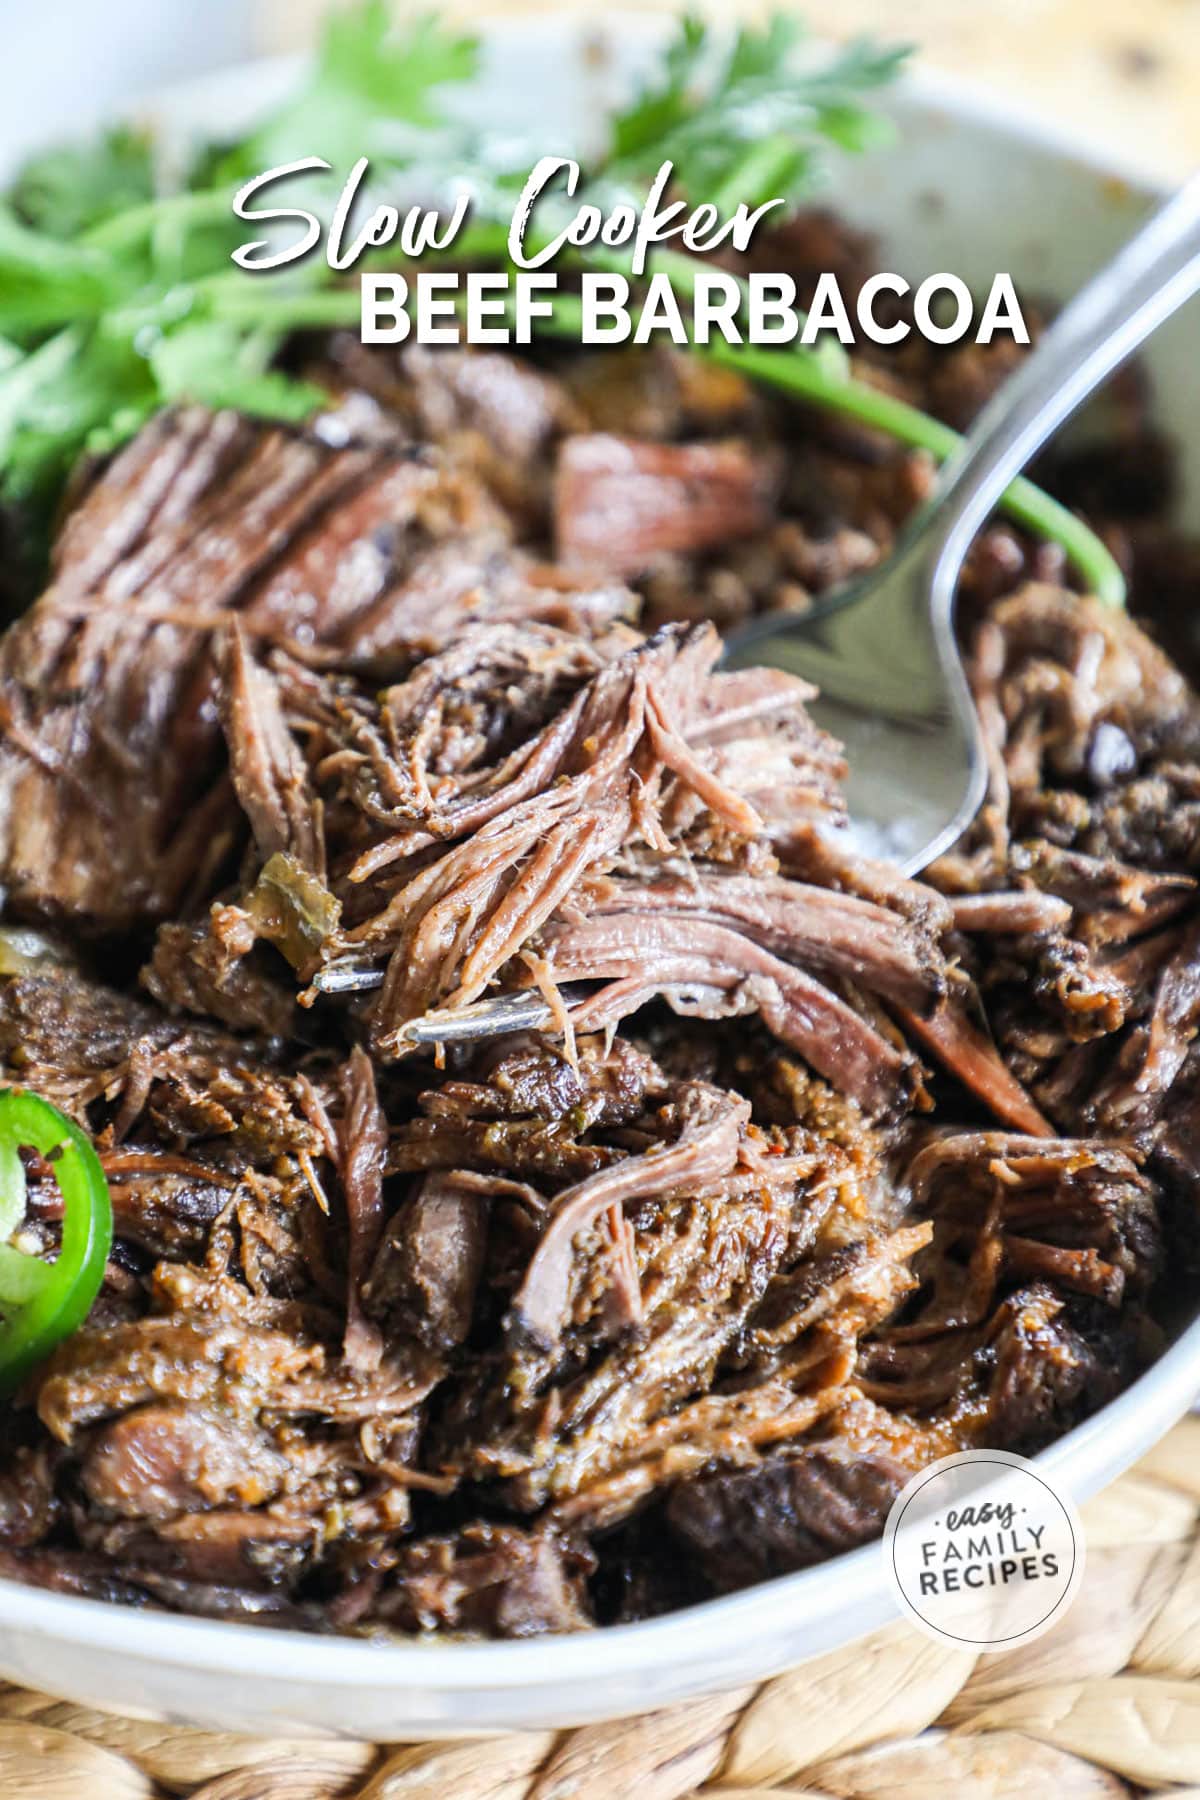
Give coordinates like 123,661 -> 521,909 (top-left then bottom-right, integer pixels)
2,1420 -> 1200,1799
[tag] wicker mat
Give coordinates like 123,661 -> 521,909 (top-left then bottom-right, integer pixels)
3,1420 -> 1200,1799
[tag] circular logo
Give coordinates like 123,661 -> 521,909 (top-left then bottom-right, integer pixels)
882,1450 -> 1084,1652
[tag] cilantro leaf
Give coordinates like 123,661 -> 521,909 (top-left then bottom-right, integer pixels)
0,0 -> 481,573
0,211 -> 121,339
609,15 -> 708,166
210,1 -> 479,183
149,321 -> 327,421
603,15 -> 911,210
0,326 -> 156,504
10,126 -> 155,240
320,2 -> 477,121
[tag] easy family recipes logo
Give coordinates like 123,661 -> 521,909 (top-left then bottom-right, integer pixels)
914,1487 -> 1059,1595
884,1450 -> 1085,1652
230,154 -> 1029,349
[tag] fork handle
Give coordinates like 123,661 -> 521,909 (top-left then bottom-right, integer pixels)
929,170 -> 1200,597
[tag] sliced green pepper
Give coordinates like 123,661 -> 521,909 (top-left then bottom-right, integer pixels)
0,1089 -> 112,1392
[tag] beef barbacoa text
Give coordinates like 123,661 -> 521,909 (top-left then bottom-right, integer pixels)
0,213 -> 1197,1639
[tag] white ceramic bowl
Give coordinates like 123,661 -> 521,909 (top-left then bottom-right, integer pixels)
1,10 -> 1197,1740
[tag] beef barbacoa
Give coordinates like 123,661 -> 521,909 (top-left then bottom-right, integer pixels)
0,212 -> 1198,1639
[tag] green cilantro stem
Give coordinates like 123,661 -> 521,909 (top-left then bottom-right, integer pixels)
0,327 -> 80,456
706,133 -> 806,218
202,283 -> 367,329
82,188 -> 235,252
706,340 -> 1126,604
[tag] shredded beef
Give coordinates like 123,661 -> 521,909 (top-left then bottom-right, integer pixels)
371,1523 -> 595,1637
0,228 -> 1198,1640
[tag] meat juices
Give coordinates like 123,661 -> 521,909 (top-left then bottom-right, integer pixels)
0,216 -> 1197,1636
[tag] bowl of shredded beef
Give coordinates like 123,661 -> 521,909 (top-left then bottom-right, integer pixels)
2,21 -> 1200,1742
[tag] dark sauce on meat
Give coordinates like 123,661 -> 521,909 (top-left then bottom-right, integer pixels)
0,211 -> 1197,1637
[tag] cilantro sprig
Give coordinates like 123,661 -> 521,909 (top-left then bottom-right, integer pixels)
204,4 -> 479,186
604,15 -> 906,214
0,2 -> 1124,607
0,2 -> 478,536
11,126 -> 157,240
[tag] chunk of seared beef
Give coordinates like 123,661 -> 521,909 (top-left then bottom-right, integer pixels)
0,956 -> 447,1611
1149,1043 -> 1200,1283
337,1046 -> 388,1371
365,1171 -> 490,1352
256,621 -> 834,1042
0,968 -> 327,1166
0,413 -> 464,929
904,1130 -> 1163,1305
1083,917 -> 1200,1136
935,585 -> 1200,894
398,1036 -> 928,1535
36,1319 -> 320,1440
0,1441 -> 59,1547
541,908 -> 922,1120
0,1546 -> 154,1609
666,1441 -> 908,1589
590,1507 -> 712,1623
80,1403 -> 291,1519
555,434 -> 777,576
143,915 -> 300,1039
34,1309 -> 439,1596
318,338 -> 584,528
857,1124 -> 1163,1449
981,1285 -> 1145,1453
390,1033 -> 667,1185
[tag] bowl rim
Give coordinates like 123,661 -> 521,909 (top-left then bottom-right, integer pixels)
1,1313 -> 1197,1688
0,6 -> 1192,1694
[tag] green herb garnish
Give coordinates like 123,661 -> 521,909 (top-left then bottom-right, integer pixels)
205,2 -> 478,186
0,3 -> 478,536
11,125 -> 156,240
604,15 -> 907,215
